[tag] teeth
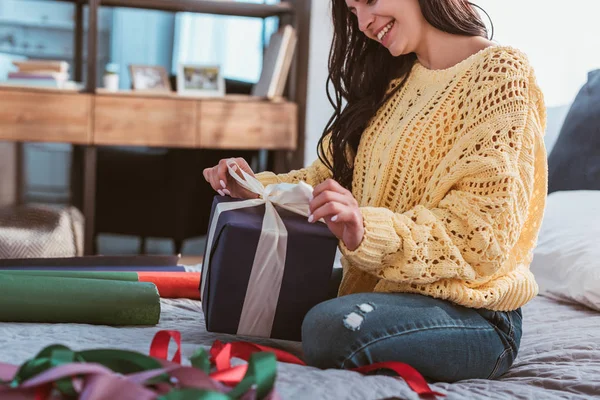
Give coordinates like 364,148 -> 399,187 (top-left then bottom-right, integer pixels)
377,21 -> 394,41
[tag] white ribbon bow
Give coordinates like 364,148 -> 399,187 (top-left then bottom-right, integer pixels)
200,160 -> 317,337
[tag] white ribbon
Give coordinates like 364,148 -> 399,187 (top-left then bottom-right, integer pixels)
200,160 -> 316,337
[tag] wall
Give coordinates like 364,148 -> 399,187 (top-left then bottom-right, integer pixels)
302,1 -> 599,165
474,0 -> 600,109
303,0 -> 334,166
111,9 -> 175,90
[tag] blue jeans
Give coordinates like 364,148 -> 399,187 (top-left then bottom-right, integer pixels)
301,270 -> 522,382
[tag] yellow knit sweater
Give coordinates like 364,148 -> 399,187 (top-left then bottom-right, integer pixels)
256,46 -> 548,311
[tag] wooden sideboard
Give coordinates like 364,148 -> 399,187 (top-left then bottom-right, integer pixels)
0,86 -> 297,150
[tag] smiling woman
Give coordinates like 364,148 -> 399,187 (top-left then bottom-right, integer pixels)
346,0 -> 487,55
204,0 -> 548,383
327,0 -> 490,189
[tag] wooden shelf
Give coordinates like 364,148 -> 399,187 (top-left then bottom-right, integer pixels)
0,86 -> 297,150
95,88 -> 280,102
54,0 -> 294,18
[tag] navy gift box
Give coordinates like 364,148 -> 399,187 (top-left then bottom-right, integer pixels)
200,195 -> 338,341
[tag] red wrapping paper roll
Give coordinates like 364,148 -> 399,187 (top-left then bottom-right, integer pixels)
138,272 -> 201,300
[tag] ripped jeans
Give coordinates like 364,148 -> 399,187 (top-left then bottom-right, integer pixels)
301,269 -> 522,382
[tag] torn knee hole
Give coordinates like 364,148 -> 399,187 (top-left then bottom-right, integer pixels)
343,312 -> 364,331
343,303 -> 376,331
357,303 -> 375,313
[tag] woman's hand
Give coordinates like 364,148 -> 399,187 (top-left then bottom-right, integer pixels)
308,179 -> 364,251
203,158 -> 259,199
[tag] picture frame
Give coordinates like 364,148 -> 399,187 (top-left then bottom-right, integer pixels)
129,65 -> 171,91
177,63 -> 225,97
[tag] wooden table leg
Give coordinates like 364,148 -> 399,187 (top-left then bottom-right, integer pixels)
0,142 -> 19,207
83,146 -> 97,255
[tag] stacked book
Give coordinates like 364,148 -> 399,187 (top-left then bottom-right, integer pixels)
4,59 -> 79,89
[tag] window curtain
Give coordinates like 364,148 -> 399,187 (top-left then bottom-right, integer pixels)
172,0 -> 280,83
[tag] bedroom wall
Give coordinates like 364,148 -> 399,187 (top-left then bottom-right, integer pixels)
303,0 -> 334,166
474,0 -> 600,152
474,0 -> 600,109
303,1 -> 599,165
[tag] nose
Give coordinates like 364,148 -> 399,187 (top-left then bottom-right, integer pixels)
356,8 -> 375,33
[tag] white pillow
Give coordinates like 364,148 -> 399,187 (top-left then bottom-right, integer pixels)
530,190 -> 600,311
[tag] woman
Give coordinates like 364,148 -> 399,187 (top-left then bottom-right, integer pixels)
203,0 -> 547,382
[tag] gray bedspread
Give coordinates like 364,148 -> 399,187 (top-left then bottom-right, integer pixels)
0,295 -> 598,399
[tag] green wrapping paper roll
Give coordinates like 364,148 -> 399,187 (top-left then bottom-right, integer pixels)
0,275 -> 160,326
0,271 -> 139,281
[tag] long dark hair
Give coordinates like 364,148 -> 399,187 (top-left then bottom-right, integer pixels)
319,0 -> 490,190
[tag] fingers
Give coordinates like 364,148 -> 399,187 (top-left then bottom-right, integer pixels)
309,190 -> 354,215
219,158 -> 255,186
203,167 -> 223,195
313,178 -> 351,199
225,158 -> 257,199
210,166 -> 226,196
234,157 -> 255,178
204,158 -> 257,198
309,201 -> 349,224
217,159 -> 230,191
326,208 -> 358,224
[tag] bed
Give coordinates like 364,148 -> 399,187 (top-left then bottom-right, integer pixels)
0,285 -> 598,399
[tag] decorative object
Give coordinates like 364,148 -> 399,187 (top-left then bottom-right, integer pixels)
129,64 -> 171,91
252,25 -> 297,99
548,69 -> 600,193
177,63 -> 225,97
103,62 -> 120,91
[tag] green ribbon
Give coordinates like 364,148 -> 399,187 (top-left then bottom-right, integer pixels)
3,343 -> 277,399
190,348 -> 211,375
228,352 -> 277,399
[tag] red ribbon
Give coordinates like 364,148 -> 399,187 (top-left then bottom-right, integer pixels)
352,362 -> 446,397
209,340 -> 305,370
211,341 -> 445,397
150,331 -> 445,398
208,364 -> 249,385
149,330 -> 182,364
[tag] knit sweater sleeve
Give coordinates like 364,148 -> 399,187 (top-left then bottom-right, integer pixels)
254,135 -> 333,187
340,63 -> 545,285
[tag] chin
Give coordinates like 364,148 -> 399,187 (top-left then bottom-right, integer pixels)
386,39 -> 409,57
388,46 -> 407,58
